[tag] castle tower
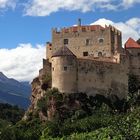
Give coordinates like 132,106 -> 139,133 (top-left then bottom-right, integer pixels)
50,24 -> 122,59
51,47 -> 78,93
125,38 -> 140,83
46,42 -> 52,62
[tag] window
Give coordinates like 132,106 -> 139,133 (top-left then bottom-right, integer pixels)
64,66 -> 67,71
138,53 -> 140,56
83,52 -> 88,56
52,67 -> 54,71
98,52 -> 102,57
86,39 -> 90,46
64,39 -> 68,45
98,38 -> 104,44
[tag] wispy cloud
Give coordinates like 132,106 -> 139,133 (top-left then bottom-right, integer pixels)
0,0 -> 16,9
0,0 -> 140,16
122,0 -> 140,8
24,0 -> 140,16
91,18 -> 140,45
24,0 -> 113,16
0,43 -> 45,81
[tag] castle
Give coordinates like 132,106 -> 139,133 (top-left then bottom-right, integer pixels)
41,20 -> 140,99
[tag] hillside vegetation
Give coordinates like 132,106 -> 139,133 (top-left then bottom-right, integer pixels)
0,89 -> 140,140
0,103 -> 25,139
0,75 -> 140,140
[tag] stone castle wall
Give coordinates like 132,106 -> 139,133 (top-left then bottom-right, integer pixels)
77,55 -> 128,99
52,55 -> 78,93
50,25 -> 122,60
46,24 -> 139,99
51,54 -> 129,99
127,49 -> 140,82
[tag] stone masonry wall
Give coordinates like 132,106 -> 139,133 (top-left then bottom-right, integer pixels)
52,55 -> 78,93
128,49 -> 140,83
77,55 -> 129,99
51,25 -> 122,59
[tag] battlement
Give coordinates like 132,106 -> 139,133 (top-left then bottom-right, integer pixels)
45,20 -> 140,99
48,23 -> 123,62
52,25 -> 121,35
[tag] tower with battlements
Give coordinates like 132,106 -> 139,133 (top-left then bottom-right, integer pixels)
47,23 -> 122,62
43,21 -> 140,99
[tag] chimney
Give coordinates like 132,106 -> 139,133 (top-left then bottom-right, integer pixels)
78,18 -> 81,26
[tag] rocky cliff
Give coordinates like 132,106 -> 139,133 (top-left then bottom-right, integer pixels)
23,58 -> 83,121
23,59 -> 51,120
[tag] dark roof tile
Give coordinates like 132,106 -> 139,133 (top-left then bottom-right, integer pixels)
52,47 -> 76,57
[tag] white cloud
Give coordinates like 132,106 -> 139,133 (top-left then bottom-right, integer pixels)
90,18 -> 140,45
0,0 -> 16,9
0,43 -> 45,82
122,0 -> 140,8
0,0 -> 140,15
90,18 -> 114,26
24,0 -> 140,16
23,0 -> 115,16
126,18 -> 140,31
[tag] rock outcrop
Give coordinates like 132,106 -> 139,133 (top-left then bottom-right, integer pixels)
23,59 -> 51,121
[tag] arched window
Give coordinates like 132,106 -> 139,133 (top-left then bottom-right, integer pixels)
98,52 -> 102,57
86,39 -> 90,46
98,38 -> 104,44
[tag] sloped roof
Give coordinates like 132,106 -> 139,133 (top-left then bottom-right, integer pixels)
125,38 -> 140,49
52,47 -> 76,57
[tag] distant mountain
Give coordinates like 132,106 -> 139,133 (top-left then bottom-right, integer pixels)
0,72 -> 31,109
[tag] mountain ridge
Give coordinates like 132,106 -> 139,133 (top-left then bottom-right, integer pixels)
0,72 -> 31,109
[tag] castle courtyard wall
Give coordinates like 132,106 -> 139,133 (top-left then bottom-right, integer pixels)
128,49 -> 140,83
51,53 -> 129,99
77,56 -> 128,99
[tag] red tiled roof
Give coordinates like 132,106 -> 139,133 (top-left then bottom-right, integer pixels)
125,38 -> 140,49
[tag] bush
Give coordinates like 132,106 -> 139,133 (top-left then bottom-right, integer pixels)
0,126 -> 16,140
0,103 -> 24,124
42,73 -> 52,90
0,118 -> 47,140
40,111 -> 114,139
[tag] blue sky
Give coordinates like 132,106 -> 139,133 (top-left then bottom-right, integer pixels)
0,0 -> 140,81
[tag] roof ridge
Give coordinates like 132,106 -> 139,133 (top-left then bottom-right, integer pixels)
125,37 -> 140,49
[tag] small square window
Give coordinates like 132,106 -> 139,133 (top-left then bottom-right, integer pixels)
64,39 -> 68,45
64,66 -> 67,71
83,52 -> 88,56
